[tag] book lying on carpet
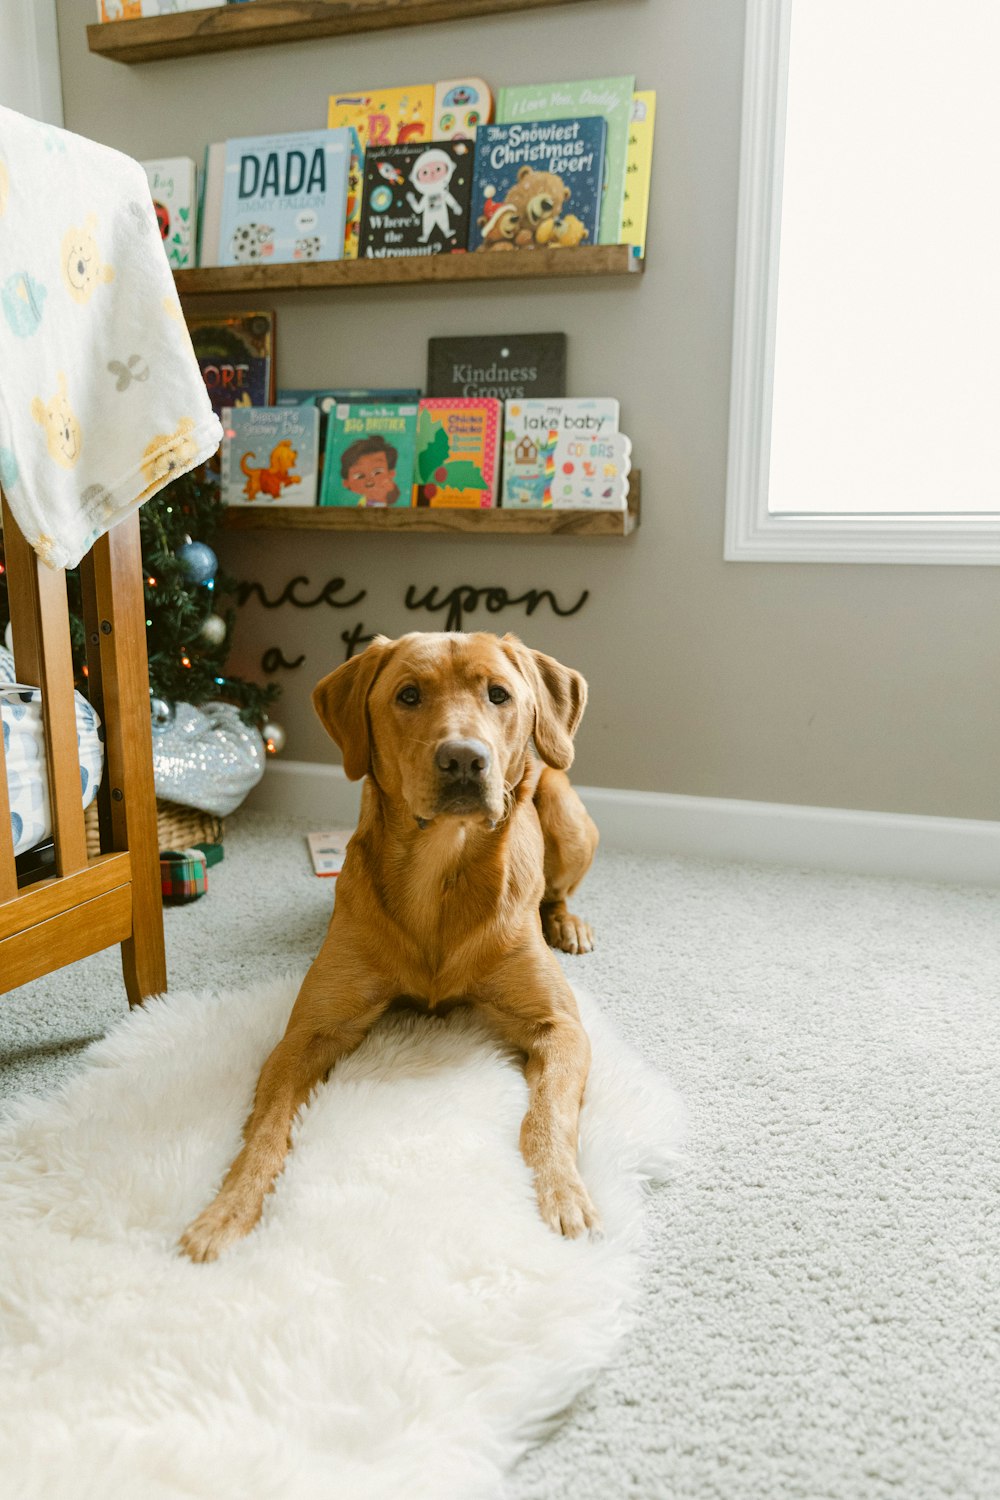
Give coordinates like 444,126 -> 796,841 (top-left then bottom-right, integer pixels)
495,75 -> 634,245
306,830 -> 354,877
218,129 -> 354,267
141,157 -> 197,269
427,333 -> 566,400
621,90 -> 656,257
470,119 -> 606,252
320,403 -> 419,507
188,311 -> 276,422
501,398 -> 622,508
221,405 -> 319,507
414,398 -> 500,507
358,141 -> 474,258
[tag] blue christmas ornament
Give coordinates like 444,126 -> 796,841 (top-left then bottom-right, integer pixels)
175,540 -> 218,584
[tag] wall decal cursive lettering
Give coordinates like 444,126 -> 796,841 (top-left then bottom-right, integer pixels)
403,583 -> 589,633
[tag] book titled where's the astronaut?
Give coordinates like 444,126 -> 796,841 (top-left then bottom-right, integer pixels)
358,141 -> 474,258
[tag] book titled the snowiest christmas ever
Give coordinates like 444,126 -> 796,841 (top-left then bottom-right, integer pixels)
470,118 -> 606,252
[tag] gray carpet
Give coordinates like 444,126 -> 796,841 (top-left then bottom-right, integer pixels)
2,811 -> 998,1500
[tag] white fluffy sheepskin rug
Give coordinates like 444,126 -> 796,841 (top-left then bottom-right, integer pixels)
0,976 -> 683,1500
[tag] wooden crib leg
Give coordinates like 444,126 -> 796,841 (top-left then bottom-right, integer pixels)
83,516 -> 166,1007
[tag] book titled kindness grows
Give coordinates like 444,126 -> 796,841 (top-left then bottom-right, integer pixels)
218,129 -> 354,268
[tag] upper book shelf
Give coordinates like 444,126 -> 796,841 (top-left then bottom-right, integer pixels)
87,0 -> 601,65
174,243 -> 641,297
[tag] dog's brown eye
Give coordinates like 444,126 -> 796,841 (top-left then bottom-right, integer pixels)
488,685 -> 510,705
397,685 -> 420,706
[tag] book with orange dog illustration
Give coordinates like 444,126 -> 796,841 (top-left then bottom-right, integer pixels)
221,406 -> 319,507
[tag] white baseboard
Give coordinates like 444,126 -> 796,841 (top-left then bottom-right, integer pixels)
245,761 -> 1000,887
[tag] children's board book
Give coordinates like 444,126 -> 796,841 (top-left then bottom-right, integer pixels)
188,312 -> 275,421
501,398 -> 621,508
359,141 -> 473,258
320,404 -> 419,507
98,1 -> 215,17
278,388 -> 423,407
415,399 -> 500,508
327,85 -> 435,150
343,131 -> 364,259
432,78 -> 493,141
218,129 -> 353,268
550,429 -> 631,508
197,142 -> 225,267
221,406 -> 319,507
427,334 -> 566,400
621,90 -> 656,258
496,76 -> 634,245
470,119 -> 606,253
142,157 -> 197,270
306,830 -> 354,877
279,389 -> 422,478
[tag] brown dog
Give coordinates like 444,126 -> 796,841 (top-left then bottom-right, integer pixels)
179,631 -> 600,1262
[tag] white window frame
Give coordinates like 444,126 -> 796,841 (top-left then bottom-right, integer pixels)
0,0 -> 64,127
725,0 -> 1000,564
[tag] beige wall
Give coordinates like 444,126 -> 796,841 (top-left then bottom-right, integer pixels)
55,0 -> 999,819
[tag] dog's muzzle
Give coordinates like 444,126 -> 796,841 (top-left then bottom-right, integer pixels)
434,737 -> 492,814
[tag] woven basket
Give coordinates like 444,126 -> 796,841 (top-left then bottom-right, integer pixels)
85,798 -> 223,858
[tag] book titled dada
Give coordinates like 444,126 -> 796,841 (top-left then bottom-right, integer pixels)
219,129 -> 353,267
221,406 -> 319,507
359,141 -> 474,258
427,333 -> 566,400
470,118 -> 606,252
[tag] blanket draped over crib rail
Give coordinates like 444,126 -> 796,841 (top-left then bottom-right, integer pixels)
0,104 -> 221,570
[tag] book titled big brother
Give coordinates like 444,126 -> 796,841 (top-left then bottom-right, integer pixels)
218,129 -> 353,268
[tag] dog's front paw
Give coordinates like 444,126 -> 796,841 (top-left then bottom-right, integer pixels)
179,1193 -> 261,1263
535,1170 -> 602,1240
542,907 -> 594,956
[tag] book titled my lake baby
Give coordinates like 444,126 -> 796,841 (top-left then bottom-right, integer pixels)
218,129 -> 353,267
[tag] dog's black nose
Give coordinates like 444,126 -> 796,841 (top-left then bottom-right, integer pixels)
436,738 -> 492,781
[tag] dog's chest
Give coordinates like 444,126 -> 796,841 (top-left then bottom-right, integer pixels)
389,993 -> 469,1019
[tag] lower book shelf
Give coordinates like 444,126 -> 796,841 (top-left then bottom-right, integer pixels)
221,472 -> 640,537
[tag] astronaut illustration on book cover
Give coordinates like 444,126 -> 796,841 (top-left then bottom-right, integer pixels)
407,147 -> 464,243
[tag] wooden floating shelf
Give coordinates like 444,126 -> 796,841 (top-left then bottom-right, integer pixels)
223,472 -> 640,536
175,244 -> 640,298
87,0 -> 603,65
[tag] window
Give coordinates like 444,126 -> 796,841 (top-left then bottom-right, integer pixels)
726,0 -> 1000,563
0,0 -> 63,127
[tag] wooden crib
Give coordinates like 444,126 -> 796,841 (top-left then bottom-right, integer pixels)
0,492 -> 166,1007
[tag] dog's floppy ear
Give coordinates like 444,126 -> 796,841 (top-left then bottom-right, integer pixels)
501,633 -> 587,770
312,636 -> 391,781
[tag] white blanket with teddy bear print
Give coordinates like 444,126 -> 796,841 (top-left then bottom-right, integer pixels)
0,106 -> 221,571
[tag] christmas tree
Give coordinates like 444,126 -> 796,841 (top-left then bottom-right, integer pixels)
1,465 -> 279,732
